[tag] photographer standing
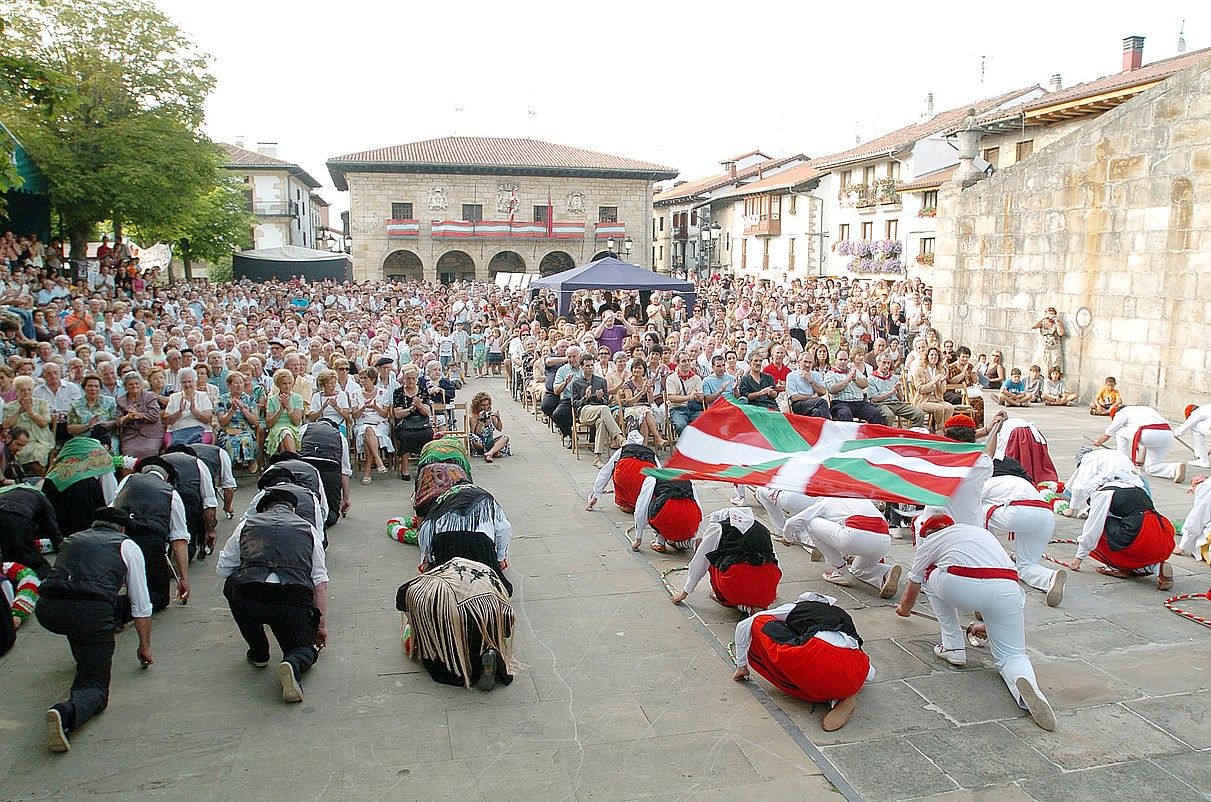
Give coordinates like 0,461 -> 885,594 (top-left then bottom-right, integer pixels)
1031,307 -> 1066,374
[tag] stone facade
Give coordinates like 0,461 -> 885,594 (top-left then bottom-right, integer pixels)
346,172 -> 655,283
931,56 -> 1211,416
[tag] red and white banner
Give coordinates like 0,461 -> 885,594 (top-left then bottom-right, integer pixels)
385,219 -> 420,237
595,222 -> 626,239
431,220 -> 586,239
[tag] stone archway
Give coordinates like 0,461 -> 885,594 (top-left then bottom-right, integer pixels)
488,250 -> 526,278
435,250 -> 476,285
538,250 -> 575,276
383,249 -> 423,280
590,250 -> 613,262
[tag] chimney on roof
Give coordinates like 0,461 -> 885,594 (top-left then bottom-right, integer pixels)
256,141 -> 278,158
234,136 -> 245,149
723,161 -> 736,179
1049,74 -> 1062,92
1122,36 -> 1145,72
923,93 -> 934,118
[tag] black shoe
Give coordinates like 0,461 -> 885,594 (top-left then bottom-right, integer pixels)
246,651 -> 269,668
477,649 -> 499,691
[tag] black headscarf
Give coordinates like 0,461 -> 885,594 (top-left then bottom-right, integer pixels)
992,457 -> 1032,483
707,517 -> 777,572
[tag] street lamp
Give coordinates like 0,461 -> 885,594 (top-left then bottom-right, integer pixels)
605,236 -> 634,261
325,233 -> 337,252
699,222 -> 721,279
343,234 -> 352,253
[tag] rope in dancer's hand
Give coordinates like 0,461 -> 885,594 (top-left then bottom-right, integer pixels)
660,565 -> 687,597
1041,538 -> 1080,566
1165,587 -> 1211,630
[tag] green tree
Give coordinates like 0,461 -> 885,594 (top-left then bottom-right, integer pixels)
132,172 -> 253,282
0,0 -> 217,258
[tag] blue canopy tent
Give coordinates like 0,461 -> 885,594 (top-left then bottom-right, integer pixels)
528,256 -> 695,318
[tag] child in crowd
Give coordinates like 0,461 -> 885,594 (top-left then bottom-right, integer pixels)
998,368 -> 1033,407
452,324 -> 471,379
1090,376 -> 1122,416
470,324 -> 487,378
1024,365 -> 1044,402
1041,367 -> 1078,406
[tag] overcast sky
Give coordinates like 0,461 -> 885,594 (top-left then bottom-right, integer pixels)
157,0 -> 1207,215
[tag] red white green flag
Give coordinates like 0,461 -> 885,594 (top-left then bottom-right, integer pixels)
645,400 -> 986,506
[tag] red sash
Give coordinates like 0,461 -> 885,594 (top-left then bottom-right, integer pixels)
985,498 -> 1053,528
1131,423 -> 1171,464
1092,511 -> 1175,571
747,619 -> 869,703
708,562 -> 781,610
648,497 -> 701,542
612,457 -> 648,512
926,564 -> 1019,581
843,515 -> 890,535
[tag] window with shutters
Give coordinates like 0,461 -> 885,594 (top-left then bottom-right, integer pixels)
391,202 -> 413,220
598,206 -> 618,223
788,238 -> 796,270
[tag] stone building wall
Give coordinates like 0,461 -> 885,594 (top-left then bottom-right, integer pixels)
346,172 -> 654,282
930,56 -> 1211,417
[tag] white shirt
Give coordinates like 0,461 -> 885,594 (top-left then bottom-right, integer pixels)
309,390 -> 350,428
993,419 -> 1046,460
119,537 -> 154,618
1104,406 -> 1167,440
633,475 -> 701,541
733,592 -> 874,681
165,391 -> 214,432
113,474 -> 193,542
216,512 -> 328,586
1076,481 -> 1146,560
907,523 -> 1014,585
34,380 -> 82,414
215,449 -> 237,490
1175,404 -> 1211,438
1065,449 -> 1142,513
1178,479 -> 1211,554
980,475 -> 1043,508
783,497 -> 881,542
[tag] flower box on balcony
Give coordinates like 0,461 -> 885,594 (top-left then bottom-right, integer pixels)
918,206 -> 937,218
916,252 -> 935,266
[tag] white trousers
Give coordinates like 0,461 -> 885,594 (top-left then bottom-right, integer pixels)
923,572 -> 1044,710
985,505 -> 1057,592
1116,428 -> 1180,480
754,489 -> 813,535
798,519 -> 892,588
1190,428 -> 1208,464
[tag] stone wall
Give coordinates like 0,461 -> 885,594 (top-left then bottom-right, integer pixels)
346,172 -> 655,282
931,56 -> 1211,417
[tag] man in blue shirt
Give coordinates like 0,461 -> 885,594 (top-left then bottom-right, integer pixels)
701,355 -> 736,406
786,353 -> 830,418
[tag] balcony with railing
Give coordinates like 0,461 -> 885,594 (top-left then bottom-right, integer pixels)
743,212 -> 781,237
672,225 -> 688,241
250,200 -> 299,217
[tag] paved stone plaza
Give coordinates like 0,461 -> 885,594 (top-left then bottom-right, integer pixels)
1,380 -> 1209,801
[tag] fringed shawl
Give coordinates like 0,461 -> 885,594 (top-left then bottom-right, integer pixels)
396,557 -> 514,688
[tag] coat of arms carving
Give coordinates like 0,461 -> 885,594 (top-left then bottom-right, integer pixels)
427,187 -> 449,212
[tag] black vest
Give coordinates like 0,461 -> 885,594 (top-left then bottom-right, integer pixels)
271,459 -> 323,501
762,600 -> 863,647
41,526 -> 128,602
1105,485 -> 1155,551
232,508 -> 315,589
113,473 -> 173,541
619,444 -> 657,464
160,453 -> 203,518
300,423 -> 342,465
190,444 -> 224,488
648,479 -> 695,519
245,484 -> 319,530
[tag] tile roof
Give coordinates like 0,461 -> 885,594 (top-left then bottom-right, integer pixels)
897,164 -> 958,192
326,136 -> 677,189
715,161 -> 824,199
978,46 -> 1211,126
221,143 -> 321,188
722,149 -> 772,163
812,86 -> 1041,169
654,154 -> 808,205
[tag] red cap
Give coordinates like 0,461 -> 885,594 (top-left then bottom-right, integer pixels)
1186,404 -> 1198,419
944,414 -> 977,430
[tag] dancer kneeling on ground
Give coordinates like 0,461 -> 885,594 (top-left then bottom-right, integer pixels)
586,431 -> 658,513
897,508 -> 1055,731
981,457 -> 1067,607
1176,475 -> 1210,560
37,506 -> 153,752
418,484 -> 511,581
782,496 -> 902,599
1061,464 -> 1176,590
670,507 -> 780,614
631,472 -> 702,553
217,488 -> 328,704
396,557 -> 514,691
734,591 -> 873,732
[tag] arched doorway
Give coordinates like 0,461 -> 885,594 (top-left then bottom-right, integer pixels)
538,250 -> 575,276
488,250 -> 526,279
435,250 -> 476,285
383,249 -> 423,281
590,250 -> 612,261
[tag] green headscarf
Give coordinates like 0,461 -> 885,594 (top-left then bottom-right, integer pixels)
44,436 -> 115,492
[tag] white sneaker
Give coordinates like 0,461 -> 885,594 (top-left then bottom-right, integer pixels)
879,564 -> 902,599
278,661 -> 304,703
933,644 -> 967,667
1174,463 -> 1186,484
730,494 -> 745,506
1015,677 -> 1056,731
1186,458 -> 1211,468
45,709 -> 70,753
1045,570 -> 1066,608
823,568 -> 854,586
